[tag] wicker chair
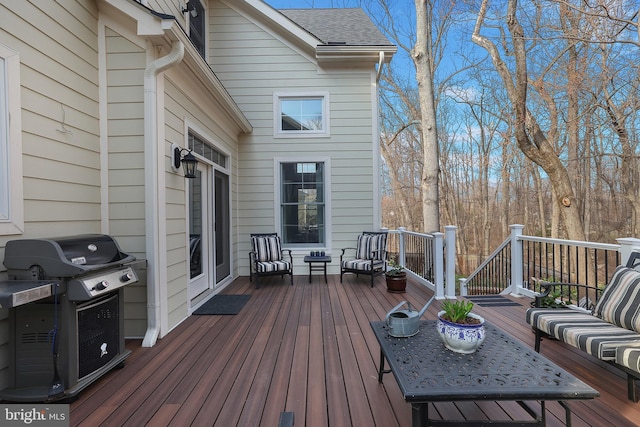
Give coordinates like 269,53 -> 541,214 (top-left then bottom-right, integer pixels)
340,231 -> 388,287
249,233 -> 293,288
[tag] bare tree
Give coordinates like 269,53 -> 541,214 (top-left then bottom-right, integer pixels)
472,0 -> 588,242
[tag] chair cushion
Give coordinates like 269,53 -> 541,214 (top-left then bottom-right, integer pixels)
255,260 -> 291,273
526,307 -> 640,360
252,235 -> 283,262
341,259 -> 385,272
615,343 -> 640,373
355,234 -> 386,261
593,266 -> 640,332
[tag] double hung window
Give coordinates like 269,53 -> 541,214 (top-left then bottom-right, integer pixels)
280,162 -> 325,246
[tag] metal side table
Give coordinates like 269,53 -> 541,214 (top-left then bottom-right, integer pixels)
303,256 -> 331,283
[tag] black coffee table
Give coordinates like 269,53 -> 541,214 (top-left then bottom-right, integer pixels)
303,256 -> 331,283
370,320 -> 599,427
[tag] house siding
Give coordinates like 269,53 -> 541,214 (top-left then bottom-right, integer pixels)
162,71 -> 241,331
211,2 -> 379,274
1,0 -> 101,238
104,27 -> 148,337
0,0 -> 101,387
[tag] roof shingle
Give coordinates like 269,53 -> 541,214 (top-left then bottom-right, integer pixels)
278,8 -> 393,46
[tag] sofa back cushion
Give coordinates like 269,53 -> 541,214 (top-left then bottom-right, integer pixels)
594,266 -> 640,332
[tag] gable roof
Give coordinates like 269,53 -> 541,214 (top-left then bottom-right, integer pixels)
278,8 -> 393,47
228,1 -> 395,66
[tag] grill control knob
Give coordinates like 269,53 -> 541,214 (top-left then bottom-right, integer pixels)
120,273 -> 133,282
94,281 -> 109,291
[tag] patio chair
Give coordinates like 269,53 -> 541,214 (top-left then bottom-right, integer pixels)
249,233 -> 293,288
340,231 -> 388,287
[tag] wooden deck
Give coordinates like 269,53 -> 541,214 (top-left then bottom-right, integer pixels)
70,274 -> 640,426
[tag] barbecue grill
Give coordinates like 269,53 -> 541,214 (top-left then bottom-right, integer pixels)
0,234 -> 142,402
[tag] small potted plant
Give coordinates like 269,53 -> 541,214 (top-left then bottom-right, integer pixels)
532,290 -> 568,308
437,299 -> 485,353
385,260 -> 407,293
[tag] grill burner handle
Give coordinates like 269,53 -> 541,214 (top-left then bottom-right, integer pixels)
121,273 -> 133,282
94,281 -> 109,291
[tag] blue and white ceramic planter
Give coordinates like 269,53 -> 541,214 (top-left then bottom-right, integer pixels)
437,311 -> 486,354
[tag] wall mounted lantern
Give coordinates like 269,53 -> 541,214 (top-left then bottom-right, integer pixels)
171,144 -> 198,179
182,1 -> 198,18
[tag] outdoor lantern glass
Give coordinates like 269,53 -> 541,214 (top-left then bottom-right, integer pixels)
173,146 -> 198,179
181,151 -> 198,179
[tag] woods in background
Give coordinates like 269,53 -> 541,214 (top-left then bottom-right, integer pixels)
373,0 -> 639,274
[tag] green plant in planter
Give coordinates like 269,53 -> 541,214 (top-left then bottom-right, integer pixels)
386,260 -> 405,276
536,290 -> 567,308
440,299 -> 478,324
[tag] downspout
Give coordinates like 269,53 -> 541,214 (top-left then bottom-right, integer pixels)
374,50 -> 385,228
376,51 -> 385,82
142,41 -> 184,347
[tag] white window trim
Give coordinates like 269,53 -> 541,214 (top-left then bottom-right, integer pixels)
0,43 -> 23,235
182,119 -> 231,173
274,156 -> 332,252
273,91 -> 331,138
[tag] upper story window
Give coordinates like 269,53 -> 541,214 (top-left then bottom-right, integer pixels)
274,92 -> 330,137
186,0 -> 205,58
0,43 -> 24,235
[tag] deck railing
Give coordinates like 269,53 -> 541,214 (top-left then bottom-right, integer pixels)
386,224 -> 639,301
385,226 -> 457,299
460,224 -> 640,301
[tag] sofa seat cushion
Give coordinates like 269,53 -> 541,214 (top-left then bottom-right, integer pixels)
341,259 -> 385,272
616,343 -> 640,374
526,308 -> 640,360
593,266 -> 640,332
255,260 -> 291,273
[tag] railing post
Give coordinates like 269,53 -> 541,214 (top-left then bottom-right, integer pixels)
459,277 -> 467,297
510,224 -> 525,295
617,237 -> 640,265
398,227 -> 407,269
445,226 -> 457,298
433,232 -> 445,299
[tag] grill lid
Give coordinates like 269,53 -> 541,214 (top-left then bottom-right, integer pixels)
3,234 -> 135,277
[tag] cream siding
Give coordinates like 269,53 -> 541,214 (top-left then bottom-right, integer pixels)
0,0 -> 100,237
211,2 -> 379,275
162,70 -> 241,330
104,27 -> 148,337
0,0 -> 101,387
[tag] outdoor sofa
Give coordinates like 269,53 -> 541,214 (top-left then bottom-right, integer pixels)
526,251 -> 640,402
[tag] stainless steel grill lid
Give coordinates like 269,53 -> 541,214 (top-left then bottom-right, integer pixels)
3,234 -> 135,278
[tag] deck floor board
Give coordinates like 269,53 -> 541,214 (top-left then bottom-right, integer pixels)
70,275 -> 640,426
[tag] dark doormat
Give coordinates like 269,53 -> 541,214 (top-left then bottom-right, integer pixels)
193,294 -> 251,315
467,295 -> 522,307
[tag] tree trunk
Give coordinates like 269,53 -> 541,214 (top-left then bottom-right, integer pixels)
413,0 -> 440,233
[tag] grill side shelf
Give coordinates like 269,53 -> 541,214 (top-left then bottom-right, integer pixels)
0,281 -> 60,308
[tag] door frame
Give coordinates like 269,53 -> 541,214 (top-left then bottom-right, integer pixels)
183,125 -> 234,305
